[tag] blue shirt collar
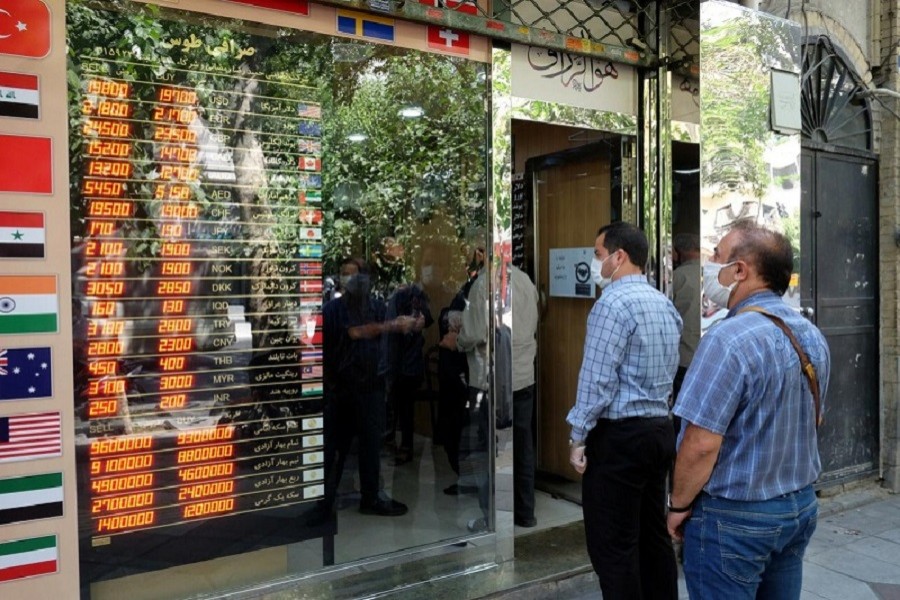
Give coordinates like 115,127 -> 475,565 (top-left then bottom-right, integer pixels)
605,273 -> 650,291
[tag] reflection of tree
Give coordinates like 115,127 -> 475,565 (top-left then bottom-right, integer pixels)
700,11 -> 791,199
323,50 -> 488,281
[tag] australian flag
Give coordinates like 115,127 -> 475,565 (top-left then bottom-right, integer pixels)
0,347 -> 52,401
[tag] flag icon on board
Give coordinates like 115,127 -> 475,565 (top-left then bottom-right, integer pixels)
0,275 -> 58,334
223,0 -> 309,16
427,26 -> 470,55
0,72 -> 39,119
0,0 -> 51,59
0,346 -> 52,400
0,472 -> 63,526
0,135 -> 52,194
0,534 -> 58,583
0,211 -> 44,258
337,9 -> 395,42
0,411 -> 61,464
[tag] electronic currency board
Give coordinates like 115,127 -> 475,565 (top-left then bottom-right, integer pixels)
68,2 -> 332,585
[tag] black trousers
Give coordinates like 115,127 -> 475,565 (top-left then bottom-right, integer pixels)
513,385 -> 536,522
582,416 -> 678,600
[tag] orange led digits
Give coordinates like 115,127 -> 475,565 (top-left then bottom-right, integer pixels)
88,399 -> 118,417
182,498 -> 234,519
83,119 -> 131,138
176,426 -> 235,445
96,511 -> 155,533
157,87 -> 198,105
86,140 -> 132,158
90,436 -> 153,456
91,473 -> 154,495
178,463 -> 234,482
159,203 -> 198,219
177,481 -> 234,501
84,181 -> 126,198
87,160 -> 133,179
91,491 -> 154,514
158,337 -> 194,353
176,444 -> 234,464
87,79 -> 131,98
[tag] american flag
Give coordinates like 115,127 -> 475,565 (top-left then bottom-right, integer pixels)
0,412 -> 61,463
297,103 -> 322,119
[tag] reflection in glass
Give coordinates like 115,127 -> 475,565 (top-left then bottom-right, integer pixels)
67,1 -> 490,597
699,2 -> 801,330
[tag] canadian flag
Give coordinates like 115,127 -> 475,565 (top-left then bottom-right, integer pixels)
0,0 -> 51,59
427,25 -> 469,55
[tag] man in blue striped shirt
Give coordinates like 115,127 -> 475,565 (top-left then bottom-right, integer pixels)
567,222 -> 682,599
668,222 -> 830,598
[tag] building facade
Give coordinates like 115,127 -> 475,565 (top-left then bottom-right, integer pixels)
0,1 -> 892,598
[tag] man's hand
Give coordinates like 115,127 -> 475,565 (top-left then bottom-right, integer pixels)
667,509 -> 691,542
569,444 -> 586,474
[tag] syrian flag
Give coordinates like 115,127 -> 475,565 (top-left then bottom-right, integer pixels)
0,472 -> 63,526
428,26 -> 470,55
0,211 -> 44,258
0,72 -> 38,119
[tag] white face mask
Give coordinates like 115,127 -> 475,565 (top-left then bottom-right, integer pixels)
703,261 -> 737,308
591,253 -> 619,289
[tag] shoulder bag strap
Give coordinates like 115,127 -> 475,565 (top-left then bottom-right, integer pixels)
737,306 -> 822,427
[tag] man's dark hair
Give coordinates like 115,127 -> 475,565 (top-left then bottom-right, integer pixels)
672,233 -> 700,255
597,222 -> 649,268
726,222 -> 793,295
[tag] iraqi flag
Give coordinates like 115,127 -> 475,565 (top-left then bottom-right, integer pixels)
0,411 -> 61,464
0,72 -> 39,119
0,134 -> 52,194
0,472 -> 62,526
0,0 -> 51,59
0,534 -> 57,583
427,26 -> 470,55
0,275 -> 58,334
0,211 -> 44,258
0,346 -> 52,400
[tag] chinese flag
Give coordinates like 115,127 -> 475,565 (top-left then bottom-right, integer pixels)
427,26 -> 470,55
223,0 -> 309,16
0,135 -> 52,194
0,0 -> 51,59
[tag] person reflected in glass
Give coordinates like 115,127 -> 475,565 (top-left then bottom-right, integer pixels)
318,257 -> 415,518
383,246 -> 433,466
439,245 -> 490,532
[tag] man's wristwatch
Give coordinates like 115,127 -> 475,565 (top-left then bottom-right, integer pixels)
568,438 -> 585,449
667,494 -> 691,513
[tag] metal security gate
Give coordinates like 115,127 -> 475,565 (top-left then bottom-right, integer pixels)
801,146 -> 879,485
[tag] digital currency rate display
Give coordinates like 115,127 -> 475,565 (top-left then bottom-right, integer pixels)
69,2 -> 331,584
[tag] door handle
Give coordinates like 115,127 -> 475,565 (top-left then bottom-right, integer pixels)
539,285 -> 548,322
800,306 -> 815,320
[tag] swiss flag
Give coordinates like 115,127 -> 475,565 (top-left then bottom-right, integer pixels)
0,0 -> 51,59
0,135 -> 52,194
427,26 -> 470,55
223,0 -> 309,16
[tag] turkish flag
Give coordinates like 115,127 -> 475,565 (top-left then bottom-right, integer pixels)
418,0 -> 477,15
0,0 -> 51,59
0,135 -> 52,194
427,26 -> 470,55
223,0 -> 309,16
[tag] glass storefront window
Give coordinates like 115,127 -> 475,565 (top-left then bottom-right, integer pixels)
67,2 -> 490,597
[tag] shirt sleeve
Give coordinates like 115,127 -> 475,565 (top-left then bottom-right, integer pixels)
566,298 -> 629,442
456,273 -> 488,352
673,328 -> 745,435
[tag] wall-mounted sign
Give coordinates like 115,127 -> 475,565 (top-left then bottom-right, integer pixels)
511,44 -> 636,116
548,247 -> 595,299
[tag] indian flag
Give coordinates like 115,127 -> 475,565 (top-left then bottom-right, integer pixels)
0,276 -> 58,334
0,535 -> 58,583
0,472 -> 63,526
0,211 -> 45,258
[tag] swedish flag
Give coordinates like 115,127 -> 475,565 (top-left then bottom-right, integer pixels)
337,9 -> 395,42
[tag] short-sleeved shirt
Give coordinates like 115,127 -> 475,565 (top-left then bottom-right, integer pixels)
674,290 -> 831,501
567,274 -> 683,443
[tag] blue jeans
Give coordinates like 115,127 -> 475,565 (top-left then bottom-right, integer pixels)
683,485 -> 817,600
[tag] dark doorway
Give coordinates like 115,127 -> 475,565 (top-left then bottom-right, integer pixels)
801,146 -> 879,484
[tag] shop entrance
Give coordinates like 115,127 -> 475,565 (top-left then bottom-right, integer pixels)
515,128 -> 622,485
